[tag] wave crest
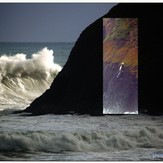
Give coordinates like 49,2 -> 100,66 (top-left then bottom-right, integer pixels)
0,47 -> 62,110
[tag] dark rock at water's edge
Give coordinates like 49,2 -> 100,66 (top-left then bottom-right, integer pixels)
107,3 -> 163,115
23,10 -> 104,116
22,3 -> 163,115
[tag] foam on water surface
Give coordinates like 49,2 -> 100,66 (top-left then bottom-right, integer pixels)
0,114 -> 163,160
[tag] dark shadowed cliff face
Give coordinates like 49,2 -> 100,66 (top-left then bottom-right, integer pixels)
24,14 -> 103,115
107,4 -> 163,115
23,3 -> 163,115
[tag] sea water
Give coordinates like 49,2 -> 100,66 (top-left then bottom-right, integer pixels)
0,43 -> 163,161
0,42 -> 72,111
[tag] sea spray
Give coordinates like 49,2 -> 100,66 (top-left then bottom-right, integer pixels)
0,47 -> 62,110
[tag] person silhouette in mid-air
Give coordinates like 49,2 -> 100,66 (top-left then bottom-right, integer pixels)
117,62 -> 124,78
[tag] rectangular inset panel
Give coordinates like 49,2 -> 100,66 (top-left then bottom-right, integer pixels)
103,18 -> 138,114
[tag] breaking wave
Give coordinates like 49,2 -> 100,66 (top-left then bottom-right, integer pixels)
0,126 -> 163,153
0,47 -> 62,110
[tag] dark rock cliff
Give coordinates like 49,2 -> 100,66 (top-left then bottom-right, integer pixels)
24,12 -> 103,115
22,3 -> 163,115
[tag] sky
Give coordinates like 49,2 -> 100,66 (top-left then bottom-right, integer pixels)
0,3 -> 116,42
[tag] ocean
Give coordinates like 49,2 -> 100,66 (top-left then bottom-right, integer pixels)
0,42 -> 72,111
0,43 -> 163,161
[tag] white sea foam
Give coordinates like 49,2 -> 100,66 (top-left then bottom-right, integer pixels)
0,47 -> 62,110
103,107 -> 138,114
0,113 -> 162,161
0,126 -> 163,153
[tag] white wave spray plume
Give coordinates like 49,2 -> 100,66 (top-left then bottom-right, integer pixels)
0,47 -> 62,110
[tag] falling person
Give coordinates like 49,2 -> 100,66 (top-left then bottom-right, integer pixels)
117,62 -> 124,78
